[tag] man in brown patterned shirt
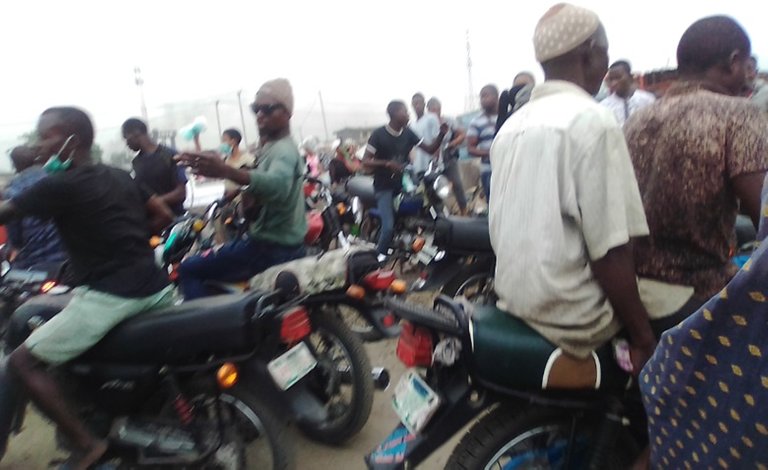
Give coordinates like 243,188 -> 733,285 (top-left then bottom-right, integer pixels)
626,16 -> 768,301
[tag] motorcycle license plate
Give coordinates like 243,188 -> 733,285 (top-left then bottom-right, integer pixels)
267,342 -> 317,390
392,370 -> 440,434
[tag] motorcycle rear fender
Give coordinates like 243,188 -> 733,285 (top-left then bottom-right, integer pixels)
366,374 -> 487,469
240,358 -> 329,425
412,254 -> 464,292
301,294 -> 401,338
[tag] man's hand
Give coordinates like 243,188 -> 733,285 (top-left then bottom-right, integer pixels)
176,152 -> 229,179
439,122 -> 449,136
629,338 -> 657,376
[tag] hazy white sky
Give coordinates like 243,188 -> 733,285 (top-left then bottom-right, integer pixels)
0,0 -> 766,163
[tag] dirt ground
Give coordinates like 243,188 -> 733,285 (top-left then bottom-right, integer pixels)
0,338 -> 466,470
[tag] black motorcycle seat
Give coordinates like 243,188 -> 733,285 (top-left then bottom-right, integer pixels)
346,175 -> 376,208
470,305 -> 629,392
434,216 -> 492,253
9,293 -> 262,364
81,293 -> 261,364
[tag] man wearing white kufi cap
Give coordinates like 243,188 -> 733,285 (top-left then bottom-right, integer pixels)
489,3 -> 667,394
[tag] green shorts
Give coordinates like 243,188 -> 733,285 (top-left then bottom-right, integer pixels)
25,285 -> 175,365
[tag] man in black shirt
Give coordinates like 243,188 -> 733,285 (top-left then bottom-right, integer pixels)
122,118 -> 188,215
363,100 -> 447,256
0,107 -> 175,469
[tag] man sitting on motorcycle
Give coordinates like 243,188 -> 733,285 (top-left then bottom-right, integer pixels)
175,78 -> 307,299
490,3 -> 659,378
362,100 -> 447,258
0,107 -> 176,470
3,146 -> 67,269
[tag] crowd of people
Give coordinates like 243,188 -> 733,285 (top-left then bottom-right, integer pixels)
0,1 -> 767,468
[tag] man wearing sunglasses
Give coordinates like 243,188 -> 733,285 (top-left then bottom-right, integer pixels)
175,78 -> 307,300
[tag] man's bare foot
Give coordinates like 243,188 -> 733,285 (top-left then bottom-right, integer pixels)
72,439 -> 108,470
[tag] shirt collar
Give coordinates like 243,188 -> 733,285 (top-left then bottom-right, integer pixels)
385,125 -> 404,137
530,80 -> 595,102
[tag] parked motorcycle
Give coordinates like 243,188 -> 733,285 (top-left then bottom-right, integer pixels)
347,161 -> 453,270
411,215 -> 496,304
366,295 -> 644,469
0,260 -> 70,340
0,283 -> 317,469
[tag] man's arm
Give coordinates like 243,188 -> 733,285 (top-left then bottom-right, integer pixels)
417,123 -> 448,155
447,125 -> 466,149
159,182 -> 186,209
362,150 -> 397,171
466,134 -> 489,158
145,195 -> 174,234
0,201 -> 21,226
175,152 -> 252,186
591,242 -> 656,374
732,171 -> 766,228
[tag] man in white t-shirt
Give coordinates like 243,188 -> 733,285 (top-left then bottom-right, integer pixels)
409,93 -> 440,176
600,60 -> 655,126
490,3 -> 656,372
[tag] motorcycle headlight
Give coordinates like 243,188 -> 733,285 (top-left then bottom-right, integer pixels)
433,175 -> 452,200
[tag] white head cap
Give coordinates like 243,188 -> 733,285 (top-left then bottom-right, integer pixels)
534,3 -> 601,63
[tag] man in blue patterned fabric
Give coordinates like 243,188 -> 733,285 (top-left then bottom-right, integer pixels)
3,146 -> 66,269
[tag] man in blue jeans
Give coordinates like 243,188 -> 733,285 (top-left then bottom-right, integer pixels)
362,101 -> 447,257
176,78 -> 307,299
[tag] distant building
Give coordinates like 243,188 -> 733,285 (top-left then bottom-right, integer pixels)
335,127 -> 377,145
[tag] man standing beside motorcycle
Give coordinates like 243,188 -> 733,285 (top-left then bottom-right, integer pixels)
175,78 -> 307,299
362,100 -> 448,259
0,107 -> 176,470
490,3 -> 658,380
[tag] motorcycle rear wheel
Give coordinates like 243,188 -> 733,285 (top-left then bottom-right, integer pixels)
298,308 -> 374,445
446,403 -> 639,470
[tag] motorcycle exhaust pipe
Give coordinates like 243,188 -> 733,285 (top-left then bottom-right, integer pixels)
371,367 -> 390,391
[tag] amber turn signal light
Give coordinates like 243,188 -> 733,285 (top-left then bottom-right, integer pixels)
192,219 -> 206,232
217,362 -> 239,389
412,237 -> 425,253
390,279 -> 407,295
149,236 -> 163,248
346,284 -> 366,299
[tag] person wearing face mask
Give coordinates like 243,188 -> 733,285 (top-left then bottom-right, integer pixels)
219,128 -> 255,200
0,107 -> 175,470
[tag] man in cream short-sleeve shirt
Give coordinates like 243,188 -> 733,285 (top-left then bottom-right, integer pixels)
490,3 -> 656,370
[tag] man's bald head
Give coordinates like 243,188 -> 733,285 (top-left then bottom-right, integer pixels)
513,72 -> 536,87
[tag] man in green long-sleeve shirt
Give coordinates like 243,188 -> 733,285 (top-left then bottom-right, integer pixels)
176,78 -> 307,299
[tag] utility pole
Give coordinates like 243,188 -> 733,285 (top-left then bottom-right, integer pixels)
134,66 -> 148,123
237,90 -> 248,147
318,90 -> 330,143
465,30 -> 476,112
214,100 -> 222,136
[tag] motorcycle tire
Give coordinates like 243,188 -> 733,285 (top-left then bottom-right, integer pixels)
193,384 -> 295,470
446,403 -> 639,470
440,257 -> 496,304
337,304 -> 384,342
298,308 -> 374,445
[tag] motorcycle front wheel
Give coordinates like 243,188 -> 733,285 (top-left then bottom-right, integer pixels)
446,403 -> 639,470
441,257 -> 496,305
298,308 -> 374,445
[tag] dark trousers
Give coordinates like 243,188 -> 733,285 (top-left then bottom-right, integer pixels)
443,157 -> 467,210
178,237 -> 305,300
374,190 -> 396,255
